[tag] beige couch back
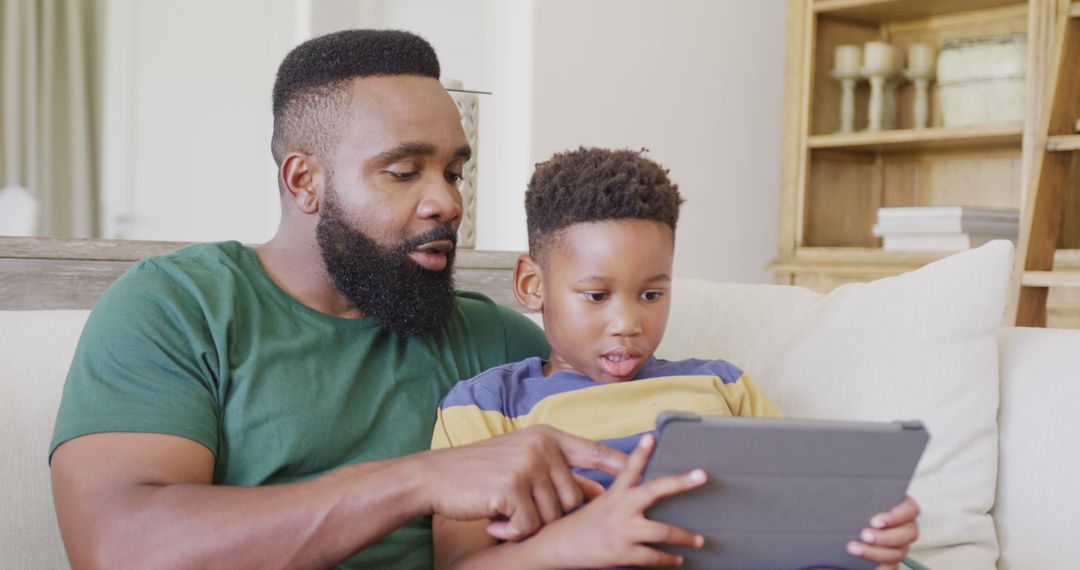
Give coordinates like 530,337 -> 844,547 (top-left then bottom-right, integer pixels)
1,310 -> 85,568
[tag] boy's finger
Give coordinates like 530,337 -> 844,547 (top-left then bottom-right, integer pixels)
857,522 -> 918,548
610,434 -> 654,492
633,468 -> 707,509
846,540 -> 908,565
870,496 -> 920,528
636,520 -> 705,549
627,544 -> 685,568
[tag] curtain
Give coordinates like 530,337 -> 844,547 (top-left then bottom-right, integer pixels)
0,0 -> 101,237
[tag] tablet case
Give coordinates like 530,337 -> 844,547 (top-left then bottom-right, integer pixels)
642,411 -> 929,570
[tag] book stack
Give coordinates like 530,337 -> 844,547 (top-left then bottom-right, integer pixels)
873,206 -> 1019,251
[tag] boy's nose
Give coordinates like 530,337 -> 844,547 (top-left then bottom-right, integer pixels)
607,303 -> 643,336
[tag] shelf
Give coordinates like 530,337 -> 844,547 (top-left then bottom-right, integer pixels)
813,0 -> 1024,22
768,248 -> 949,278
1046,134 -> 1080,152
1022,271 -> 1080,288
807,124 -> 1024,152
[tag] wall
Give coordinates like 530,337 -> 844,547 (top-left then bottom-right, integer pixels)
100,0 -> 297,242
531,0 -> 787,283
99,0 -> 787,283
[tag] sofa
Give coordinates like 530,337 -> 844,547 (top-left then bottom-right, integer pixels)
2,241 -> 1077,569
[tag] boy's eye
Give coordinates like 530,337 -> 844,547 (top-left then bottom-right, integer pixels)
642,290 -> 665,302
445,171 -> 463,184
583,292 -> 607,302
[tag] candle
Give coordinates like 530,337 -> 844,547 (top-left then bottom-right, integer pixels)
907,43 -> 935,73
834,44 -> 861,73
863,41 -> 896,73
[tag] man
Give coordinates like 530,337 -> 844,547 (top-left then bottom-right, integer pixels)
49,30 -> 646,569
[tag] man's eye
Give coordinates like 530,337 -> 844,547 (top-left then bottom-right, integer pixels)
445,171 -> 463,184
642,290 -> 665,302
583,292 -> 607,302
387,171 -> 419,181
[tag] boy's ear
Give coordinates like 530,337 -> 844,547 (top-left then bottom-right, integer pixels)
513,254 -> 544,312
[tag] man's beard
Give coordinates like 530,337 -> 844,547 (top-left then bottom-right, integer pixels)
315,190 -> 458,337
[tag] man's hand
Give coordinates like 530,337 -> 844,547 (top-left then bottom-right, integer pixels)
847,496 -> 921,570
420,425 -> 627,541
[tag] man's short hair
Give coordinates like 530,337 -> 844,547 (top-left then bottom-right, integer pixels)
270,29 -> 440,175
525,147 -> 684,260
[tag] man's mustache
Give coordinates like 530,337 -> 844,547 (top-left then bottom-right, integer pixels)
403,225 -> 458,251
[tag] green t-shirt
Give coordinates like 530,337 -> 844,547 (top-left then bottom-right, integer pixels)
50,241 -> 549,569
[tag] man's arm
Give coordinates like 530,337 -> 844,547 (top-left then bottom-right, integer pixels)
52,425 -> 626,569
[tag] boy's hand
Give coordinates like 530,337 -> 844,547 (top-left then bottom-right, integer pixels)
529,433 -> 707,569
846,496 -> 921,570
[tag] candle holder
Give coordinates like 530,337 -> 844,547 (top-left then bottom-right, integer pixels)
863,67 -> 899,132
903,68 -> 935,129
831,69 -> 863,133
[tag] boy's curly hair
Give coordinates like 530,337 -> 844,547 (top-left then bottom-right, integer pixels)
525,147 -> 684,259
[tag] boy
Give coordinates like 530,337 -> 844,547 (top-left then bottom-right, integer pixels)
431,148 -> 920,569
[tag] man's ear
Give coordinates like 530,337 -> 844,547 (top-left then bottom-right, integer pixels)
280,152 -> 322,215
513,254 -> 544,312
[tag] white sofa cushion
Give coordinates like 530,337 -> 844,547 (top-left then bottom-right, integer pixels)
0,310 -> 88,569
657,241 -> 1014,568
995,326 -> 1080,570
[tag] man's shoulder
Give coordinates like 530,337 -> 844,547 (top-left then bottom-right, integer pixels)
131,241 -> 250,278
109,241 -> 254,297
452,290 -> 510,319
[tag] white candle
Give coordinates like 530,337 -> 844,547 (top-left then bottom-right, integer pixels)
834,44 -> 861,73
863,41 -> 896,73
907,43 -> 935,73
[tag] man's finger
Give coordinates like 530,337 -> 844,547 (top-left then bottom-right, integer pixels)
503,487 -> 542,541
551,429 -> 628,476
545,441 -> 585,512
871,496 -> 920,529
530,471 -> 563,525
611,433 -> 654,492
485,518 -> 516,541
573,472 -> 605,502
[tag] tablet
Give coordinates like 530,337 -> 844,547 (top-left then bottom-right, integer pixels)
642,411 -> 929,570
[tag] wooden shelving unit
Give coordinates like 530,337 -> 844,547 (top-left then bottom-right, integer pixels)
771,0 -> 1080,328
807,124 -> 1024,151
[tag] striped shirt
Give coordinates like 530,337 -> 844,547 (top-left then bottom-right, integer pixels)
431,356 -> 781,486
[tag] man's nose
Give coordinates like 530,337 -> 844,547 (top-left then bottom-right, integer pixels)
416,176 -> 463,224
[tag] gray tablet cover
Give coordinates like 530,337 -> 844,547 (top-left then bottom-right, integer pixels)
642,411 -> 928,570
